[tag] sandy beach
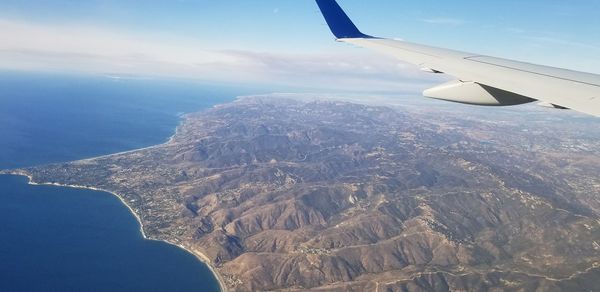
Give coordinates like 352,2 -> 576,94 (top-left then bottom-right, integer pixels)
0,108 -> 229,291
2,171 -> 227,292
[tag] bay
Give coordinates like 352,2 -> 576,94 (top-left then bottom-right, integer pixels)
0,71 -> 247,291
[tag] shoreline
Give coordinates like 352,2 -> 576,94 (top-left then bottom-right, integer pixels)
78,115 -> 185,162
0,171 -> 227,292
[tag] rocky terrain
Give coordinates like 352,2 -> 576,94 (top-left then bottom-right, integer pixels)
4,96 -> 600,291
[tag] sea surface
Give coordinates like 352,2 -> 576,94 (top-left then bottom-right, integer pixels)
0,71 -> 247,291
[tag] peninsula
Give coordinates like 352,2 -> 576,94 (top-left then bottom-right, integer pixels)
3,96 -> 600,291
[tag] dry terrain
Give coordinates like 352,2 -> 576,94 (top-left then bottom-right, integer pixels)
4,97 -> 600,291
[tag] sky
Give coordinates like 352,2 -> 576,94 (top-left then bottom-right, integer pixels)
0,0 -> 599,92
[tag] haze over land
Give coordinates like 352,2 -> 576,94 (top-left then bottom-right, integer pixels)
5,96 -> 600,291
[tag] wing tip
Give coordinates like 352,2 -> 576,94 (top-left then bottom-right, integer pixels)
315,0 -> 374,39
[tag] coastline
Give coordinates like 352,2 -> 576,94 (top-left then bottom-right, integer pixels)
0,171 -> 227,292
77,115 -> 186,162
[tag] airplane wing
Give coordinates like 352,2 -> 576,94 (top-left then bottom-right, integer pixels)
315,0 -> 600,117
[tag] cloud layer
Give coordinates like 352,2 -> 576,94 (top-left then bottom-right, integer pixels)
0,19 -> 442,93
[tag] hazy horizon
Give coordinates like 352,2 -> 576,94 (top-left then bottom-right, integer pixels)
1,0 -> 599,94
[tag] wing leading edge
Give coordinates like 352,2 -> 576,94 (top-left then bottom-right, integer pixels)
315,0 -> 600,117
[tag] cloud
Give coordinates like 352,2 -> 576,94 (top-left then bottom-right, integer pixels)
0,19 -> 442,93
421,18 -> 465,26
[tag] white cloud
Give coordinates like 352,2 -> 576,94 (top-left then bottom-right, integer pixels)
0,19 -> 238,67
0,19 -> 442,93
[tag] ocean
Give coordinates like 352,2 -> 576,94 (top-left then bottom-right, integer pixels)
0,71 -> 246,291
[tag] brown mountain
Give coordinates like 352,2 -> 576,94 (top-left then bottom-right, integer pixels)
8,97 -> 600,291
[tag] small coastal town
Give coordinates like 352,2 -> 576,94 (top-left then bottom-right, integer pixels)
4,96 -> 600,291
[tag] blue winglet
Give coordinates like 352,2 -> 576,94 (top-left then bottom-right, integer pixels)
315,0 -> 373,39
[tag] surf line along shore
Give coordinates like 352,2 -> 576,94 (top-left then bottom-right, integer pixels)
0,170 -> 228,292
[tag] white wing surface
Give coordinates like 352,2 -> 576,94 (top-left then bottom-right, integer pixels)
316,0 -> 600,117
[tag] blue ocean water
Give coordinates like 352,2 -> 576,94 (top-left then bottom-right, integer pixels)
0,71 -> 247,291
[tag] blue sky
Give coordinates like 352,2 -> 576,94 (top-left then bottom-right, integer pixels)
0,0 -> 598,90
